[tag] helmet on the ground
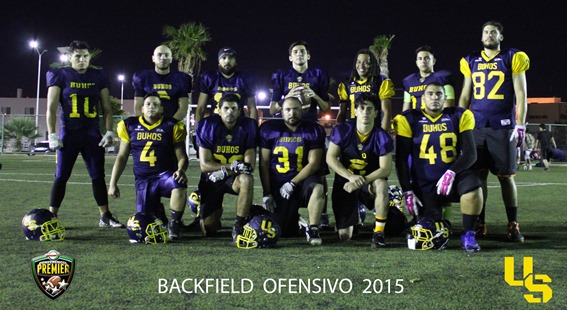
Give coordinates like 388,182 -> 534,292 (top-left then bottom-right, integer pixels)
22,209 -> 65,241
236,215 -> 281,249
127,212 -> 168,244
407,217 -> 450,250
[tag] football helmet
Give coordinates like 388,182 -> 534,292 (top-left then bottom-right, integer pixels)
236,215 -> 281,249
388,184 -> 403,210
187,189 -> 201,215
22,209 -> 65,241
127,212 -> 168,244
407,217 -> 450,250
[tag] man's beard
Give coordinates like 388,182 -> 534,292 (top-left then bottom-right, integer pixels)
219,64 -> 236,76
483,41 -> 499,50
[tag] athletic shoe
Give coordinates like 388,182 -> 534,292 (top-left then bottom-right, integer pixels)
371,232 -> 386,248
460,230 -> 481,252
319,213 -> 332,231
99,212 -> 125,228
232,223 -> 243,243
507,221 -> 525,243
168,219 -> 182,241
306,226 -> 322,245
475,221 -> 488,237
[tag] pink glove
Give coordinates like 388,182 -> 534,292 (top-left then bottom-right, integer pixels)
404,191 -> 422,216
510,125 -> 525,148
436,170 -> 456,196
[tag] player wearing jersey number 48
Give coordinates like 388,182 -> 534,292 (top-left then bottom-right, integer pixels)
395,83 -> 483,252
458,20 -> 529,242
45,40 -> 123,228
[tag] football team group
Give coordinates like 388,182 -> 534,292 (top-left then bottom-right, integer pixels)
22,20 -> 529,252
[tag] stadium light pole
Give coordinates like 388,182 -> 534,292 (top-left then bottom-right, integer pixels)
117,74 -> 125,110
29,40 -> 47,140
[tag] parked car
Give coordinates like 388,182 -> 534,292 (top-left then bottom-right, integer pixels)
28,141 -> 53,155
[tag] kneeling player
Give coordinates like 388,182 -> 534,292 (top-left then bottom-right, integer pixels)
395,83 -> 482,252
259,97 -> 326,245
196,94 -> 258,242
327,93 -> 393,247
109,93 -> 188,241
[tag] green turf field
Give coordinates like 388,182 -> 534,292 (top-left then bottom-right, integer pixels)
1,154 -> 564,309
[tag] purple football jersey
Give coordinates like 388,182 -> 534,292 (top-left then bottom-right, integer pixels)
46,67 -> 109,132
199,70 -> 256,113
259,119 -> 325,183
132,70 -> 192,118
271,67 -> 330,122
329,121 -> 393,176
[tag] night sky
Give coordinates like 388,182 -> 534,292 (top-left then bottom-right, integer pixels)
3,0 -> 566,103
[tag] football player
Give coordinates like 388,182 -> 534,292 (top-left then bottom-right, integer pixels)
458,20 -> 529,242
45,40 -> 123,228
195,47 -> 258,123
196,93 -> 258,242
396,83 -> 483,252
259,97 -> 326,245
402,46 -> 455,111
269,40 -> 331,121
108,93 -> 188,240
132,45 -> 192,121
336,49 -> 395,131
327,93 -> 393,247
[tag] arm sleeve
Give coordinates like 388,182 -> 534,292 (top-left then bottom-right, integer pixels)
395,135 -> 413,192
448,129 -> 476,174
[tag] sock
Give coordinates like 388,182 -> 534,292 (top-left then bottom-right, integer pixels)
505,207 -> 518,223
235,215 -> 246,227
463,214 -> 478,232
478,204 -> 486,223
171,209 -> 184,222
374,216 -> 387,233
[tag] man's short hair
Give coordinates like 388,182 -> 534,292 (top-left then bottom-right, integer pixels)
288,40 -> 310,55
219,93 -> 240,106
69,40 -> 90,53
482,20 -> 504,33
144,92 -> 161,100
415,45 -> 434,57
539,123 -> 546,130
354,93 -> 380,111
425,82 -> 445,93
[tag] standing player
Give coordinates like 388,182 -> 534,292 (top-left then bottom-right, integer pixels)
45,40 -> 123,228
196,94 -> 257,242
336,49 -> 395,131
259,97 -> 326,245
108,93 -> 188,240
458,21 -> 529,242
396,83 -> 483,252
327,93 -> 393,247
269,40 -> 331,121
196,47 -> 258,122
402,46 -> 455,111
534,123 -> 557,171
132,45 -> 192,121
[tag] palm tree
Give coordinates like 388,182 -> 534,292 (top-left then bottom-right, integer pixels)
3,118 -> 41,151
370,34 -> 395,78
162,22 -> 212,86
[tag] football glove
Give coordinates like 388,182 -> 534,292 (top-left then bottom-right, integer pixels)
230,160 -> 253,175
208,166 -> 228,182
509,125 -> 525,148
279,181 -> 296,200
262,194 -> 277,212
436,170 -> 456,196
48,133 -> 63,150
404,191 -> 422,216
99,131 -> 117,147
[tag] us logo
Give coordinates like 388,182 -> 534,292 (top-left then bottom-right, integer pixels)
31,250 -> 75,300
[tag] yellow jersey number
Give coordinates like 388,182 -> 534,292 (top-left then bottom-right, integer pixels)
69,94 -> 97,118
274,146 -> 304,173
419,133 -> 457,165
347,153 -> 368,176
471,71 -> 505,100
